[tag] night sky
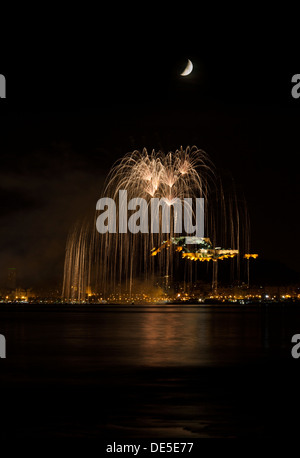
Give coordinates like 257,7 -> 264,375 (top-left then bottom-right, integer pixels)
1,39 -> 299,289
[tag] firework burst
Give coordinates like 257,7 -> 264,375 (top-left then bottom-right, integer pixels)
62,146 -> 250,301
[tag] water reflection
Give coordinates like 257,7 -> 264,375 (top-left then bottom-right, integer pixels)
1,306 -> 295,373
0,305 -> 299,439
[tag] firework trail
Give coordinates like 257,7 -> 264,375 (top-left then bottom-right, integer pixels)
62,146 -> 250,301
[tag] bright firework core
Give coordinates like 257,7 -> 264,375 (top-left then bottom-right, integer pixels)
62,146 -> 250,302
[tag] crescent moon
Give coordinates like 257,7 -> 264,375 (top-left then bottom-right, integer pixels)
180,59 -> 193,76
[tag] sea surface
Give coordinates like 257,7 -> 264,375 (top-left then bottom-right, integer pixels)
0,303 -> 299,442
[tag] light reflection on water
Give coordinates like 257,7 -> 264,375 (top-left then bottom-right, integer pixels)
0,305 -> 299,439
1,305 -> 292,371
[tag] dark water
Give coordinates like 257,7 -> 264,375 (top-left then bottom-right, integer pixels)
0,304 -> 299,442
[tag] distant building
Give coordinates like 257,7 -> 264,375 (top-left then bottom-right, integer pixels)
7,268 -> 16,290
